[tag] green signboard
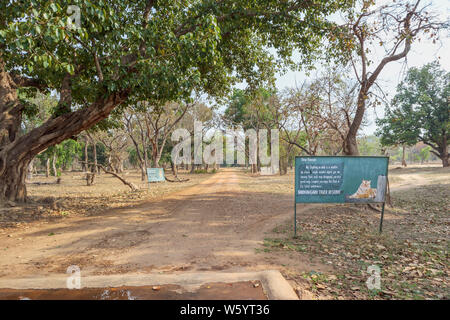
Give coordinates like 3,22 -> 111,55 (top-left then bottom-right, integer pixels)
294,156 -> 389,234
295,156 -> 388,203
147,168 -> 165,183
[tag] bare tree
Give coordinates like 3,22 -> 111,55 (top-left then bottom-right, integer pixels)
177,102 -> 215,172
123,110 -> 150,181
86,131 -> 100,174
96,129 -> 130,173
334,0 -> 448,154
309,68 -> 363,155
142,101 -> 191,168
281,85 -> 328,156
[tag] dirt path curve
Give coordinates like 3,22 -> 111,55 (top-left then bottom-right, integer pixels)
0,169 -> 299,279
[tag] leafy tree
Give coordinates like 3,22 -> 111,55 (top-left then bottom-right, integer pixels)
127,147 -> 140,169
358,135 -> 382,156
56,139 -> 82,170
419,146 -> 431,164
376,62 -> 449,167
223,89 -> 249,128
20,92 -> 56,176
223,88 -> 276,172
1,0 -> 354,202
37,139 -> 82,176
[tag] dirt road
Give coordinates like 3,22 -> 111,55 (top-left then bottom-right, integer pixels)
0,169 -> 307,279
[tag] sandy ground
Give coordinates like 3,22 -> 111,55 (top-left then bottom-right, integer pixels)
0,169 -> 322,279
0,164 -> 447,299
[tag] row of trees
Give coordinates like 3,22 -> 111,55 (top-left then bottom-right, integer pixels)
15,60 -> 450,184
222,72 -> 356,173
1,0 -> 447,202
26,130 -> 440,182
23,99 -> 218,181
21,61 -> 450,185
220,60 -> 449,171
359,135 -> 438,165
1,0 -> 354,202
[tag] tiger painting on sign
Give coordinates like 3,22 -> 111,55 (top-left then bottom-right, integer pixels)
348,180 -> 377,199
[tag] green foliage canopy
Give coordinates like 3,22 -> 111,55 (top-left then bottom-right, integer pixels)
1,0 -> 354,112
376,62 -> 449,165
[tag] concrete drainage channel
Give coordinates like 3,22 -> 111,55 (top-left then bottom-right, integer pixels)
0,270 -> 298,300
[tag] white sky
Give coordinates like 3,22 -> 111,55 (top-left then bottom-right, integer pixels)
273,0 -> 450,135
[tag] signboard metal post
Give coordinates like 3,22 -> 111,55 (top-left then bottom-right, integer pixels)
379,202 -> 386,233
294,156 -> 389,237
294,202 -> 297,237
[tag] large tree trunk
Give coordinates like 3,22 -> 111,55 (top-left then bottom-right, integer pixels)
0,157 -> 29,203
0,58 -> 22,149
442,152 -> 449,167
1,48 -> 130,203
441,134 -> 449,167
343,134 -> 359,156
428,141 -> 449,167
343,94 -> 364,156
0,83 -> 129,202
0,57 -> 27,203
343,84 -> 367,156
401,145 -> 407,167
439,139 -> 449,167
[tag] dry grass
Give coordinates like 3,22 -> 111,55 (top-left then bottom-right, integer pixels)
0,170 -> 213,226
27,170 -> 209,199
245,164 -> 449,300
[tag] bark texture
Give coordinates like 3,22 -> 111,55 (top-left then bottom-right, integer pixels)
0,64 -> 130,202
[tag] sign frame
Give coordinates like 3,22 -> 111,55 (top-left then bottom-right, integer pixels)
294,155 -> 389,236
146,168 -> 166,187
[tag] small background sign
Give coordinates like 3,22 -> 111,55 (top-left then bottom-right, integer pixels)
147,168 -> 165,182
